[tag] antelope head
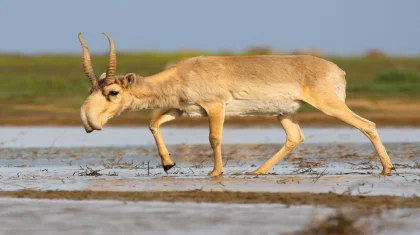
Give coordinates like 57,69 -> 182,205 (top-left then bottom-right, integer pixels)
78,33 -> 137,133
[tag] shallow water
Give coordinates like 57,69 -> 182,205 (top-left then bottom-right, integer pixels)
1,198 -> 419,235
1,127 -> 420,195
1,142 -> 419,195
1,126 -> 420,234
1,126 -> 420,148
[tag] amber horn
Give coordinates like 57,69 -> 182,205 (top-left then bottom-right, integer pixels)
78,33 -> 98,86
102,32 -> 117,79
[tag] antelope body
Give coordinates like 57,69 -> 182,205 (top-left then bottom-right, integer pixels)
78,33 -> 394,176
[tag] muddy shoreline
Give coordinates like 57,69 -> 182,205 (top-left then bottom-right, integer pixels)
2,112 -> 420,127
1,190 -> 420,209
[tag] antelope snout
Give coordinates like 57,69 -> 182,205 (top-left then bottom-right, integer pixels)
80,106 -> 102,133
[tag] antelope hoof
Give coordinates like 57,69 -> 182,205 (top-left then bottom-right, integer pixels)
381,166 -> 394,176
163,163 -> 176,173
208,170 -> 223,177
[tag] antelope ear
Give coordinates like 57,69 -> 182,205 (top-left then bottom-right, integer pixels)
99,72 -> 107,79
122,73 -> 137,88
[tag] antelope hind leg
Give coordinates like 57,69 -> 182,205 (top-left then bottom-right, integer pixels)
251,114 -> 304,175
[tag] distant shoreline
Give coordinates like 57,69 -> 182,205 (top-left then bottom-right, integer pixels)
2,111 -> 420,127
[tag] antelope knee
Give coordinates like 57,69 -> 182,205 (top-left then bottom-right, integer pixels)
362,122 -> 378,139
149,124 -> 158,135
285,138 -> 302,151
209,135 -> 222,148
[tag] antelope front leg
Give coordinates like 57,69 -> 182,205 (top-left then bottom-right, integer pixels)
202,102 -> 225,177
149,109 -> 183,172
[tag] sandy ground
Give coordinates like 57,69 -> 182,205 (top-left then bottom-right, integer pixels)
3,98 -> 420,127
2,190 -> 420,208
3,111 -> 420,127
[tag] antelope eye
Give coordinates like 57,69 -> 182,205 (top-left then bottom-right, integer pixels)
109,91 -> 119,96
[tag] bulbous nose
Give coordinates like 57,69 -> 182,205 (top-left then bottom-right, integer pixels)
80,106 -> 95,133
80,93 -> 108,132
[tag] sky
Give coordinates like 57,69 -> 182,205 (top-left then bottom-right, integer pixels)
0,0 -> 419,55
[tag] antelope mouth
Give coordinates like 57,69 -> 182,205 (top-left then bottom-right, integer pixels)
83,122 -> 103,133
86,125 -> 102,133
85,121 -> 103,133
80,107 -> 103,133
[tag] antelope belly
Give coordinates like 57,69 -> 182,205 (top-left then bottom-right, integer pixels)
180,99 -> 303,117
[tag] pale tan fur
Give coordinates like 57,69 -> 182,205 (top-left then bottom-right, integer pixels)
81,53 -> 394,177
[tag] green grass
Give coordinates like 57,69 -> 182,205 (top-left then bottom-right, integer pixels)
375,69 -> 420,84
1,53 -> 420,111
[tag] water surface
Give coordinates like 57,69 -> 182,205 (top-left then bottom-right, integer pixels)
1,126 -> 419,148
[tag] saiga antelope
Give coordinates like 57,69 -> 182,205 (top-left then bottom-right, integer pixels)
78,33 -> 394,176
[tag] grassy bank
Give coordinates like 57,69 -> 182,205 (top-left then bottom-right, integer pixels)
1,52 -> 420,126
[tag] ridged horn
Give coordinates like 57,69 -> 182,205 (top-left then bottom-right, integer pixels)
78,33 -> 98,86
102,32 -> 117,79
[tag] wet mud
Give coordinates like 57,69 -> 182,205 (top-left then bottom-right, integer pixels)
1,136 -> 420,234
1,190 -> 420,209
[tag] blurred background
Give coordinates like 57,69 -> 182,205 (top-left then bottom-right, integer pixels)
2,2 -> 420,234
1,0 -> 419,127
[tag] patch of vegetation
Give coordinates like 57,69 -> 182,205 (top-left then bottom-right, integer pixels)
345,69 -> 420,98
346,83 -> 420,98
375,69 -> 420,84
74,166 -> 102,177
